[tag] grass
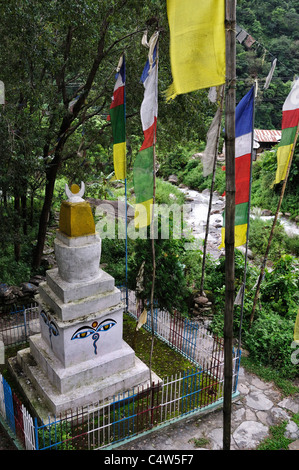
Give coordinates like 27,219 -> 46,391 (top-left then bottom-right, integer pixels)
122,313 -> 195,377
257,412 -> 299,450
189,437 -> 210,448
257,421 -> 293,450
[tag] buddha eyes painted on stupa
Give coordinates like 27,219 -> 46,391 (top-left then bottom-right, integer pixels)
71,318 -> 117,355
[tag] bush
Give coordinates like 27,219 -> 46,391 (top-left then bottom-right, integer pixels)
249,216 -> 299,261
243,311 -> 297,378
179,160 -> 225,195
260,255 -> 299,317
155,178 -> 185,206
208,252 -> 298,378
251,150 -> 299,219
126,216 -> 191,314
0,255 -> 32,286
158,144 -> 194,179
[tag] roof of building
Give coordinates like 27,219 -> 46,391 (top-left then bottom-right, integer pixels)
254,129 -> 281,143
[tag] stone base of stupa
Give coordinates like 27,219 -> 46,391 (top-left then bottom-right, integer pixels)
9,336 -> 157,421
9,277 -> 159,419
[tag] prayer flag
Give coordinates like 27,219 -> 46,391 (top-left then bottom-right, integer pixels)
136,308 -> 147,331
202,88 -> 223,177
166,0 -> 225,101
202,108 -> 222,177
133,34 -> 159,228
220,87 -> 255,248
264,58 -> 277,90
274,78 -> 299,185
108,54 -> 126,180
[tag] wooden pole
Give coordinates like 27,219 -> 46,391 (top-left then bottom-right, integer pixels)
149,37 -> 159,389
250,120 -> 299,327
149,144 -> 156,388
200,86 -> 225,296
223,0 -> 236,451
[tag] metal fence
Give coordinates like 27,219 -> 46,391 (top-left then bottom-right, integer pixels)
0,304 -> 39,347
0,290 -> 241,450
125,288 -> 222,370
33,353 -> 240,451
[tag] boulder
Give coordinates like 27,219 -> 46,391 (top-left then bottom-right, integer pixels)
29,275 -> 46,286
261,209 -> 272,216
194,296 -> 209,305
168,174 -> 178,184
0,284 -> 13,299
289,439 -> 299,450
233,421 -> 269,450
20,282 -> 39,296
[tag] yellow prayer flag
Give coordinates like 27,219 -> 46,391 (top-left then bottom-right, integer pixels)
134,199 -> 153,229
275,143 -> 293,185
166,0 -> 226,101
219,223 -> 248,249
113,142 -> 126,180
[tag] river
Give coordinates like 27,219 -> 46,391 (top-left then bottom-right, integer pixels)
178,186 -> 299,259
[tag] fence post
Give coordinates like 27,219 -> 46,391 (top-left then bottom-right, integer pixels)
2,377 -> 15,434
34,417 -> 39,450
23,306 -> 28,339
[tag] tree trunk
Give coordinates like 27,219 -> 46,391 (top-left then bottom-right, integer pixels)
14,193 -> 21,262
21,193 -> 27,236
32,157 -> 61,269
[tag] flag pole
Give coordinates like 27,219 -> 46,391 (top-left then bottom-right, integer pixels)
149,34 -> 159,389
250,118 -> 299,327
237,82 -> 256,350
223,0 -> 236,451
125,177 -> 128,312
124,53 -> 128,313
200,87 -> 225,296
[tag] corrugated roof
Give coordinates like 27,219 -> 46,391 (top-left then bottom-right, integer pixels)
254,129 -> 281,143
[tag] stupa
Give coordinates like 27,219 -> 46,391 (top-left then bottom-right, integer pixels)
11,182 -> 156,418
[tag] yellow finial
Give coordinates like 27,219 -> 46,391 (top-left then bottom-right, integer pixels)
70,184 -> 80,194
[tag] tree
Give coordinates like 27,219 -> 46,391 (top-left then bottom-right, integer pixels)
0,0 -> 212,272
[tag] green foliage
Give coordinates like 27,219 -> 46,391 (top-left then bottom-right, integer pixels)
208,252 -> 299,379
158,144 -> 197,179
251,151 -> 299,220
260,255 -> 299,317
123,314 -> 194,377
0,255 -> 31,286
257,420 -> 293,450
243,311 -> 297,378
249,217 -> 299,261
236,0 -> 299,129
100,225 -> 127,286
38,421 -> 75,450
155,178 -> 185,206
179,160 -> 226,195
127,217 -> 190,314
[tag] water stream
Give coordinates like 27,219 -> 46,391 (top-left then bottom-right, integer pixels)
179,186 -> 299,258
